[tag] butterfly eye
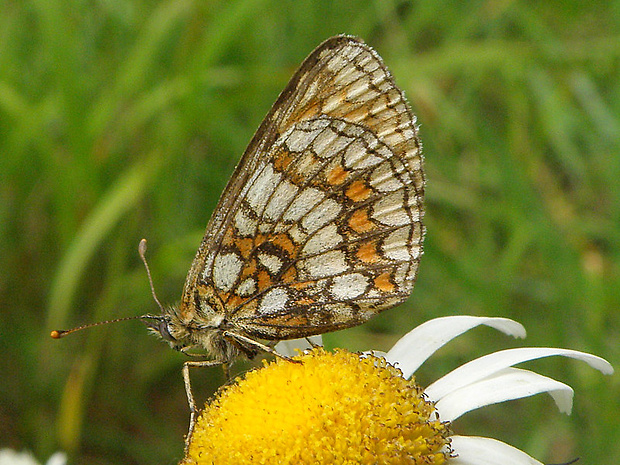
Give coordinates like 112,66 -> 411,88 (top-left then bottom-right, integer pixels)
159,321 -> 176,342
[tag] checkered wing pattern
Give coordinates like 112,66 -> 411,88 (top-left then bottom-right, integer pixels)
180,36 -> 424,340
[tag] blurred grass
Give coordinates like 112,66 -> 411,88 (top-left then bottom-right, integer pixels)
0,0 -> 618,464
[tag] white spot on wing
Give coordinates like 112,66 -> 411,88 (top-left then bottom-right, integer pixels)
330,273 -> 369,300
288,224 -> 306,244
264,180 -> 299,221
301,198 -> 341,234
283,187 -> 325,222
212,252 -> 243,292
236,277 -> 257,297
346,80 -> 370,100
302,223 -> 343,256
312,127 -> 354,158
302,250 -> 348,278
259,288 -> 288,315
382,226 -> 412,261
258,253 -> 283,275
369,163 -> 407,192
343,139 -> 382,170
234,208 -> 257,236
246,164 -> 281,215
326,52 -> 347,73
372,191 -> 410,226
312,127 -> 339,155
322,93 -> 343,114
284,119 -> 330,152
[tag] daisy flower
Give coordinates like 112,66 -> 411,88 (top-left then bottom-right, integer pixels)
181,316 -> 613,464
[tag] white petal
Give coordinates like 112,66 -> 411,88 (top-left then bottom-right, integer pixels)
436,367 -> 573,421
426,347 -> 613,402
45,453 -> 67,465
0,449 -> 39,465
275,335 -> 323,357
449,435 -> 543,465
385,316 -> 526,378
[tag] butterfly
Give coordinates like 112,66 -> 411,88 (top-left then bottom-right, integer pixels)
53,34 -> 425,444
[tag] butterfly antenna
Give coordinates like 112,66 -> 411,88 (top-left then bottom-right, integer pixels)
50,316 -> 145,339
50,239 -> 165,340
138,238 -> 165,314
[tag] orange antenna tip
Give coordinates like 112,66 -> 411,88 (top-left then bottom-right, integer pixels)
50,330 -> 63,339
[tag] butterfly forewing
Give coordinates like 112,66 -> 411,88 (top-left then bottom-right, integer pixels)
180,35 -> 424,340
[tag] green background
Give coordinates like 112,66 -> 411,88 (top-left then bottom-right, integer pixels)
1,1 -> 618,464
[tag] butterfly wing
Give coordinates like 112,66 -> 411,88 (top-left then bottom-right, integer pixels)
180,36 -> 424,339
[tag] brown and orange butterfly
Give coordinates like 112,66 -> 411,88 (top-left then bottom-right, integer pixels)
53,35 -> 425,441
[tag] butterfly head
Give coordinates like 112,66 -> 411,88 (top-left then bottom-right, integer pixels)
141,306 -> 238,362
141,311 -> 192,352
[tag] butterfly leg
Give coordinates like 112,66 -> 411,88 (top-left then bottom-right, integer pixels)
182,359 -> 223,451
223,331 -> 302,364
222,361 -> 231,381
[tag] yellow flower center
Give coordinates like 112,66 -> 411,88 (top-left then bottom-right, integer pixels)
182,348 -> 451,464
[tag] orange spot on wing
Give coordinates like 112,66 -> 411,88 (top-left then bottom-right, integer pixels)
344,106 -> 370,122
346,180 -> 371,202
374,272 -> 395,293
327,165 -> 348,185
240,259 -> 257,279
292,278 -> 315,290
197,282 -> 218,303
349,209 -> 375,234
274,148 -> 294,172
296,297 -> 315,306
357,241 -> 379,263
222,228 -> 235,246
226,293 -> 245,310
254,234 -> 267,248
293,104 -> 321,123
275,314 -> 311,327
281,266 -> 297,284
178,301 -> 197,321
291,152 -> 320,185
237,299 -> 258,315
272,233 -> 296,256
235,237 -> 254,259
257,270 -> 271,291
